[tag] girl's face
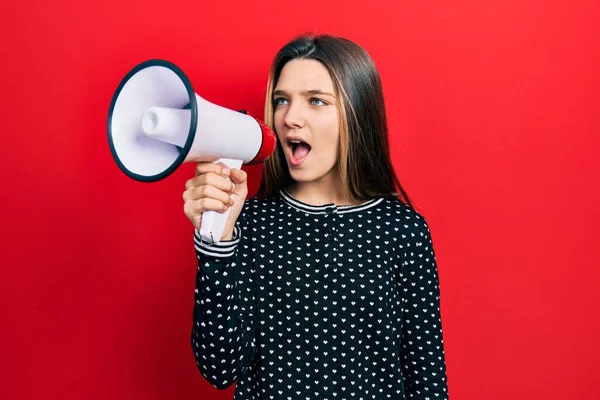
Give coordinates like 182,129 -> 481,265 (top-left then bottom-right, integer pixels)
273,59 -> 341,185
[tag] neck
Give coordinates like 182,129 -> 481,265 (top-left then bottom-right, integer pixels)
288,175 -> 354,206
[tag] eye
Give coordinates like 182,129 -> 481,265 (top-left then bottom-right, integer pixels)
310,98 -> 327,106
273,97 -> 288,107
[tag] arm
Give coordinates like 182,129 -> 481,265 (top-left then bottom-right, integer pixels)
191,204 -> 256,390
399,212 -> 449,399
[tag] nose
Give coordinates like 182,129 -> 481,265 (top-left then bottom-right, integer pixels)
283,100 -> 305,129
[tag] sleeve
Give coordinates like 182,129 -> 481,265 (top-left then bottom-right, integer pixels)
190,203 -> 257,390
398,212 -> 449,399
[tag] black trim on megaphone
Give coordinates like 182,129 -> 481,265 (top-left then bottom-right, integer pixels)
107,59 -> 198,182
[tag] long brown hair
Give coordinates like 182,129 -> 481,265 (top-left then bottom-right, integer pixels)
256,33 -> 413,208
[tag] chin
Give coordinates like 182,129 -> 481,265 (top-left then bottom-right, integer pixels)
289,170 -> 318,183
287,163 -> 337,183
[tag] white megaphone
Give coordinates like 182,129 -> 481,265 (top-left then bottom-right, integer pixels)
107,59 -> 276,243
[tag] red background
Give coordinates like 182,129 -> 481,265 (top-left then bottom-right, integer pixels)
1,0 -> 599,399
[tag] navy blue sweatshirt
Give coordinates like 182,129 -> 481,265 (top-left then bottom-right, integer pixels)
191,189 -> 449,399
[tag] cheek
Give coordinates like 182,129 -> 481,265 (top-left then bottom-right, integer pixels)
273,112 -> 285,139
312,112 -> 340,150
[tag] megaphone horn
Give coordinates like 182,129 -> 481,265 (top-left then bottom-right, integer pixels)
107,59 -> 276,243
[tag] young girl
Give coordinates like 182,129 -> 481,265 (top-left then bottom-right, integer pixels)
183,34 -> 449,400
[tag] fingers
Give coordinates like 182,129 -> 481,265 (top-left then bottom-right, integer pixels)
183,183 -> 234,206
183,163 -> 247,230
185,172 -> 235,193
183,164 -> 237,223
195,162 -> 231,178
184,196 -> 230,216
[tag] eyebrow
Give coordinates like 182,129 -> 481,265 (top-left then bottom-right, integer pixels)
273,89 -> 335,98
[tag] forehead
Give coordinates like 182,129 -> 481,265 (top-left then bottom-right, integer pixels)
276,59 -> 335,92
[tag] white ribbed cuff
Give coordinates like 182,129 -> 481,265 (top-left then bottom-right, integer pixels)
194,225 -> 241,258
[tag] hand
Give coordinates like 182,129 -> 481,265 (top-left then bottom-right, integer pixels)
183,162 -> 248,240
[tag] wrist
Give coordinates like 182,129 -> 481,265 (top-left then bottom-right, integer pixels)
221,231 -> 233,241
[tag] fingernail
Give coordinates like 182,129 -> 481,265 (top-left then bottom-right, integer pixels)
223,168 -> 231,176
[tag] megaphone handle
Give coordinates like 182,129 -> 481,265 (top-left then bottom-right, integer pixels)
199,158 -> 244,244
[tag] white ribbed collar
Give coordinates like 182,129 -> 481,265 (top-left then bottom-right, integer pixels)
279,189 -> 384,215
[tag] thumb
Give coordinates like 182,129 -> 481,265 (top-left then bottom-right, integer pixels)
230,168 -> 248,189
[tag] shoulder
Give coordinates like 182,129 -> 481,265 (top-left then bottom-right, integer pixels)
382,196 -> 428,223
381,197 -> 432,241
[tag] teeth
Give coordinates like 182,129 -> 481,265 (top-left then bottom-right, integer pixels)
290,140 -> 301,144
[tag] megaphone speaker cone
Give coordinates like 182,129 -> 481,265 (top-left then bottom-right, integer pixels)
107,58 -> 277,243
107,59 -> 198,182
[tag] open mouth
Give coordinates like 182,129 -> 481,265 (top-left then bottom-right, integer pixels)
287,138 -> 312,164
